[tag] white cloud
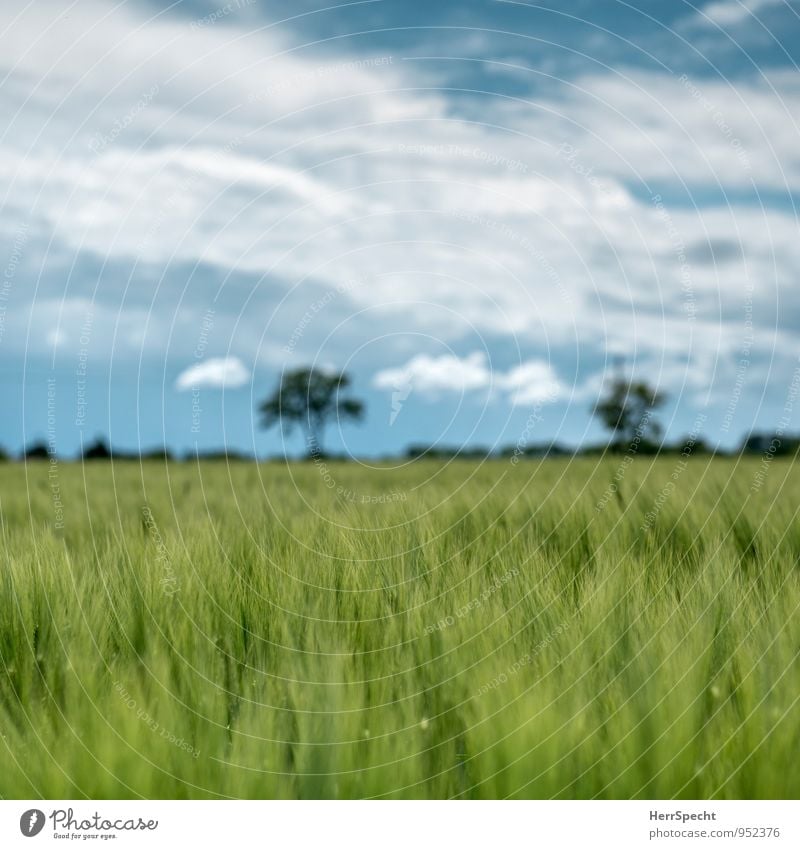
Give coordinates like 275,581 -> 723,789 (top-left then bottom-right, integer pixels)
373,352 -> 491,394
174,357 -> 250,390
697,0 -> 787,27
373,352 -> 563,405
536,70 -> 800,190
500,361 -> 563,405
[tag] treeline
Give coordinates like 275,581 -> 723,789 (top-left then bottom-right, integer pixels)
6,438 -> 253,463
406,432 -> 800,460
3,432 -> 800,463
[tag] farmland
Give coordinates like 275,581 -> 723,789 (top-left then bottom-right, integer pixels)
0,456 -> 798,799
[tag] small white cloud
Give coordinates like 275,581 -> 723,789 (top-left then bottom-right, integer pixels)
175,357 -> 250,391
373,352 -> 562,405
373,351 -> 491,394
698,0 -> 783,26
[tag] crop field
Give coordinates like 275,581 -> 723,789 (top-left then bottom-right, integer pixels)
0,456 -> 798,799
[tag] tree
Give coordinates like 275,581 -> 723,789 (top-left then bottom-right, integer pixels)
22,441 -> 50,460
258,367 -> 364,456
82,437 -> 112,460
592,376 -> 666,452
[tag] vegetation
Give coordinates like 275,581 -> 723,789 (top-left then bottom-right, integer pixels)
258,367 -> 364,456
0,456 -> 798,799
593,376 -> 667,452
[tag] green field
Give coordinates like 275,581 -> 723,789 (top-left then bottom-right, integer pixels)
1,456 -> 798,799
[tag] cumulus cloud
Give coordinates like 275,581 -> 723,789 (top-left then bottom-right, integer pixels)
373,352 -> 491,394
175,357 -> 250,391
373,352 -> 563,405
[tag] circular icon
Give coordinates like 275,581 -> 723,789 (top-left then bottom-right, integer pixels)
19,809 -> 45,837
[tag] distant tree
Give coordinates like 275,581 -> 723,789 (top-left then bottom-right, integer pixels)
741,432 -> 800,456
258,367 -> 364,456
22,441 -> 50,460
593,376 -> 666,452
82,437 -> 112,460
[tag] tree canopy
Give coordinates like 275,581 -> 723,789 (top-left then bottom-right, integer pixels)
593,376 -> 666,452
258,367 -> 364,455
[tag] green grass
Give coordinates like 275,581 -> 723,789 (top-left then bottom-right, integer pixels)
1,455 -> 798,799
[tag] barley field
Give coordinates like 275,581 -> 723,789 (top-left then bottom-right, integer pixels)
1,456 -> 798,799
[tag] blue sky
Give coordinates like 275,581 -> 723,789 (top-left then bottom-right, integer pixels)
2,0 -> 800,458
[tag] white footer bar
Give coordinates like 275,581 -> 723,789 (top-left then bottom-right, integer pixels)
3,800 -> 798,847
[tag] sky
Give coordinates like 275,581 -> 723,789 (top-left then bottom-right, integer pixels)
2,0 -> 800,458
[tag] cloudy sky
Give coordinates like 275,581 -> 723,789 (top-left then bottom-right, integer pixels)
3,0 -> 800,457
